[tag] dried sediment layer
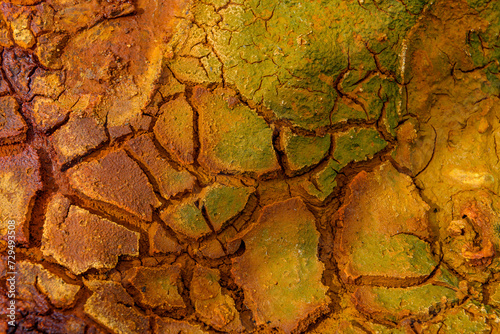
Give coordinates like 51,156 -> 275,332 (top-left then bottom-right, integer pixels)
232,198 -> 330,333
2,0 -> 500,333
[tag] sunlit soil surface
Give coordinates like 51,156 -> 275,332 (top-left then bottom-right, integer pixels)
1,0 -> 500,333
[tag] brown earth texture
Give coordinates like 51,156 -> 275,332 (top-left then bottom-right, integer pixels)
1,0 -> 500,333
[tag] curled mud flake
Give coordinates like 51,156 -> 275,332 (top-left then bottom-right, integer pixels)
200,183 -> 255,232
334,162 -> 434,284
126,134 -> 196,199
353,284 -> 461,324
279,128 -> 331,176
192,86 -> 280,177
153,316 -> 208,334
123,264 -> 186,311
232,197 -> 330,334
17,261 -> 80,309
51,114 -> 107,166
148,221 -> 182,255
11,10 -> 36,49
191,264 -> 244,332
459,201 -> 496,266
67,149 -> 161,221
154,96 -> 195,165
161,199 -> 212,240
447,219 -> 467,236
84,280 -> 151,334
0,95 -> 27,145
3,48 -> 37,98
0,146 -> 42,244
392,119 -> 436,176
441,190 -> 500,280
461,241 -> 495,267
41,201 -> 140,275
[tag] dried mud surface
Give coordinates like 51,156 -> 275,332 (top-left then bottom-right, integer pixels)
2,0 -> 500,333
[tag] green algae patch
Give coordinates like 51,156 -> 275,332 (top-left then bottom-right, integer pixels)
351,233 -> 437,281
192,86 -> 280,177
381,79 -> 403,136
302,159 -> 340,201
333,128 -> 387,169
343,75 -> 387,120
200,184 -> 255,231
167,0 -> 428,130
280,128 -> 331,176
432,266 -> 460,290
426,301 -> 495,334
161,200 -> 211,239
335,162 -> 431,284
331,100 -> 367,124
354,285 -> 460,323
232,198 -> 330,333
438,308 -> 491,333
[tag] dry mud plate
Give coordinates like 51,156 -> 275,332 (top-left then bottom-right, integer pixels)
3,0 -> 500,333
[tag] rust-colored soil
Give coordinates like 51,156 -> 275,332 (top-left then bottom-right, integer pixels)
2,0 -> 500,333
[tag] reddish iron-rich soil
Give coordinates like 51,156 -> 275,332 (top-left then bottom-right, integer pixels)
2,0 -> 500,333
